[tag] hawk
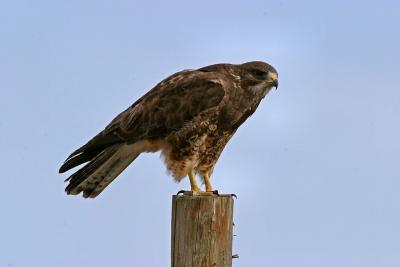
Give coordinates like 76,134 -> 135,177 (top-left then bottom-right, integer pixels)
59,61 -> 278,198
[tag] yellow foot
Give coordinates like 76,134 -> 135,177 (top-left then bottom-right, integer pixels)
177,190 -> 219,196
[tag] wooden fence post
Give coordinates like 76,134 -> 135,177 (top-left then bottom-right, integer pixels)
171,194 -> 234,267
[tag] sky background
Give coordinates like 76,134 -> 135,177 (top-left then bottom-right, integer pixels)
1,0 -> 400,266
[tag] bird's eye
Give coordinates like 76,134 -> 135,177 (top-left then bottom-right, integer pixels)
251,69 -> 267,79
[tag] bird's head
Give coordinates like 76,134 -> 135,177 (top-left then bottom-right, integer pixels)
240,61 -> 279,96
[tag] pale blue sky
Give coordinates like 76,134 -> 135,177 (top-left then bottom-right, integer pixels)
1,0 -> 400,266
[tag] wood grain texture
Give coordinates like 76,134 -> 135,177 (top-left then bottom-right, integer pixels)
171,195 -> 234,267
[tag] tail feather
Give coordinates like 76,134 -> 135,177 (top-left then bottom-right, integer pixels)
64,144 -> 140,198
59,133 -> 121,173
59,149 -> 102,173
64,145 -> 119,188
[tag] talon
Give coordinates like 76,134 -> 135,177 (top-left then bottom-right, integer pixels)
177,190 -> 186,195
212,190 -> 219,195
231,193 -> 237,199
177,190 -> 198,196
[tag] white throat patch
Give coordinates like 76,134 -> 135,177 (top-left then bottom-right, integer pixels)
249,82 -> 271,97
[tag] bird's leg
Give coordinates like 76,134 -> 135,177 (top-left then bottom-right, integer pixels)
178,170 -> 216,196
203,173 -> 213,192
188,169 -> 201,193
201,172 -> 219,195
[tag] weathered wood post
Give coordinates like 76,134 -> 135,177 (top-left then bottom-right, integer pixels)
171,194 -> 234,267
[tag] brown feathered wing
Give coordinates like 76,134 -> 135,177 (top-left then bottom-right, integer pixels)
59,69 -> 225,198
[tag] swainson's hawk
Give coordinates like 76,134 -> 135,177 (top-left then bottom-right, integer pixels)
59,61 -> 278,198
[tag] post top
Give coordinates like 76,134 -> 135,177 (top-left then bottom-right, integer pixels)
172,193 -> 236,199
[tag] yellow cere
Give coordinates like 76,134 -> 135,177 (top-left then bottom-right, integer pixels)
267,72 -> 278,82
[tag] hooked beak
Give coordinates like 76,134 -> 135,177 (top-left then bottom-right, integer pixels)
272,79 -> 279,89
267,72 -> 279,90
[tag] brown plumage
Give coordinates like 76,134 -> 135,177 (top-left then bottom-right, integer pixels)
59,61 -> 278,198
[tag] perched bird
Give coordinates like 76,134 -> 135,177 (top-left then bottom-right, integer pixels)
59,61 -> 278,198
